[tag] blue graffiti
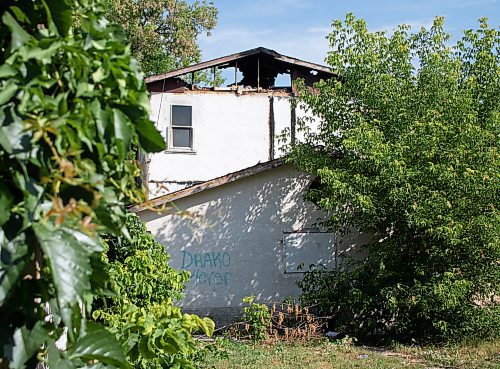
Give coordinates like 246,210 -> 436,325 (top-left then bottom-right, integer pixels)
181,251 -> 232,285
190,269 -> 232,286
181,251 -> 231,269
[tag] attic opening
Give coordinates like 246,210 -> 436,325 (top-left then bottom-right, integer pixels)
146,47 -> 335,94
183,58 -> 294,91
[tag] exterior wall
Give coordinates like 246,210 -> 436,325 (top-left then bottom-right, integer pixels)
273,96 -> 293,156
147,91 -> 304,198
137,165 -> 369,322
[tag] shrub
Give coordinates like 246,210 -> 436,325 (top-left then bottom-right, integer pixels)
242,296 -> 271,342
94,213 -> 214,368
104,213 -> 189,304
0,0 -> 164,367
288,15 -> 500,343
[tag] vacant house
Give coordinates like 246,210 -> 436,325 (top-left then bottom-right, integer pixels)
142,47 -> 334,196
133,48 -> 368,322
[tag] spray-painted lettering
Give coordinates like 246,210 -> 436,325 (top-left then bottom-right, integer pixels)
181,251 -> 231,269
181,251 -> 232,285
190,269 -> 232,286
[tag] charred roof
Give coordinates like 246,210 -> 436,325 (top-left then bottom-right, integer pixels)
146,47 -> 336,93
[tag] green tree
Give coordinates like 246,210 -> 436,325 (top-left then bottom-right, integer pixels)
104,0 -> 218,76
0,0 -> 165,367
94,214 -> 214,369
289,14 -> 499,342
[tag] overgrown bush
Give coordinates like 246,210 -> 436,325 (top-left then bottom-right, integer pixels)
288,15 -> 499,343
241,296 -> 271,342
104,213 -> 189,304
93,213 -> 214,369
0,0 -> 165,367
235,297 -> 326,342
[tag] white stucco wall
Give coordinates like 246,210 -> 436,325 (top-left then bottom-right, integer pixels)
147,91 -> 312,198
138,165 -> 369,311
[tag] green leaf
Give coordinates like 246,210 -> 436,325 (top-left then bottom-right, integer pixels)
44,0 -> 73,36
47,341 -> 76,369
9,322 -> 48,369
8,6 -> 30,24
92,67 -> 107,83
91,100 -> 109,140
0,182 -> 13,226
200,317 -> 215,337
18,41 -> 63,63
2,12 -> 30,51
60,227 -> 103,253
0,64 -> 18,78
138,336 -> 156,359
34,224 -> 92,308
0,230 -> 28,305
136,119 -> 166,152
188,315 -> 215,337
68,322 -> 130,368
0,81 -> 18,105
112,108 -> 133,159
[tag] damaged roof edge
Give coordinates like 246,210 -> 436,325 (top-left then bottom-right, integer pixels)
145,47 -> 336,84
130,159 -> 285,213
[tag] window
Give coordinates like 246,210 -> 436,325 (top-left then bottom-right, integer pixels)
169,105 -> 193,150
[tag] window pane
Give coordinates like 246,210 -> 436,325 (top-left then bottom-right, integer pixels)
172,128 -> 192,148
172,105 -> 192,126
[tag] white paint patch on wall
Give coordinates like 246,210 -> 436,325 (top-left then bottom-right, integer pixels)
138,165 -> 369,309
273,96 -> 293,155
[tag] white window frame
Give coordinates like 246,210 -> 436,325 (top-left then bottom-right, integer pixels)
167,104 -> 195,153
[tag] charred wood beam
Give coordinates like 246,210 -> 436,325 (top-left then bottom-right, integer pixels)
130,159 -> 284,212
145,47 -> 335,84
257,56 -> 260,90
235,61 -> 238,87
269,96 -> 275,160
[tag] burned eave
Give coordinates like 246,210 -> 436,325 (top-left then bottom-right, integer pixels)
145,47 -> 337,93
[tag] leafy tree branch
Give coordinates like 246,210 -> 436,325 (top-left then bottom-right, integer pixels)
103,0 -> 218,76
289,14 -> 499,343
0,0 -> 165,367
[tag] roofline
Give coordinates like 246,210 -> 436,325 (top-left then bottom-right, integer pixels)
130,159 -> 284,213
145,47 -> 334,84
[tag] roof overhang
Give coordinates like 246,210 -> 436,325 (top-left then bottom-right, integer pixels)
130,159 -> 284,213
145,47 -> 336,85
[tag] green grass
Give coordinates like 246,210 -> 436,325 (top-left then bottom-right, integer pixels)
197,339 -> 500,369
396,339 -> 500,369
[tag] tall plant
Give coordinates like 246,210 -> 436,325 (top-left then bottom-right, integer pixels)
289,15 -> 499,342
94,214 -> 214,369
103,0 -> 218,76
0,0 -> 165,367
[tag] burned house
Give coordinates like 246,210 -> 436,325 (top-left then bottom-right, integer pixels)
143,47 -> 335,196
134,48 -> 368,323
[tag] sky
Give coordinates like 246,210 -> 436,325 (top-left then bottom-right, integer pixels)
199,0 -> 499,65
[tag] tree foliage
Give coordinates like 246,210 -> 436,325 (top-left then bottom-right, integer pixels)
0,0 -> 165,367
289,14 -> 499,342
94,213 -> 214,369
103,0 -> 218,76
105,214 -> 189,305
